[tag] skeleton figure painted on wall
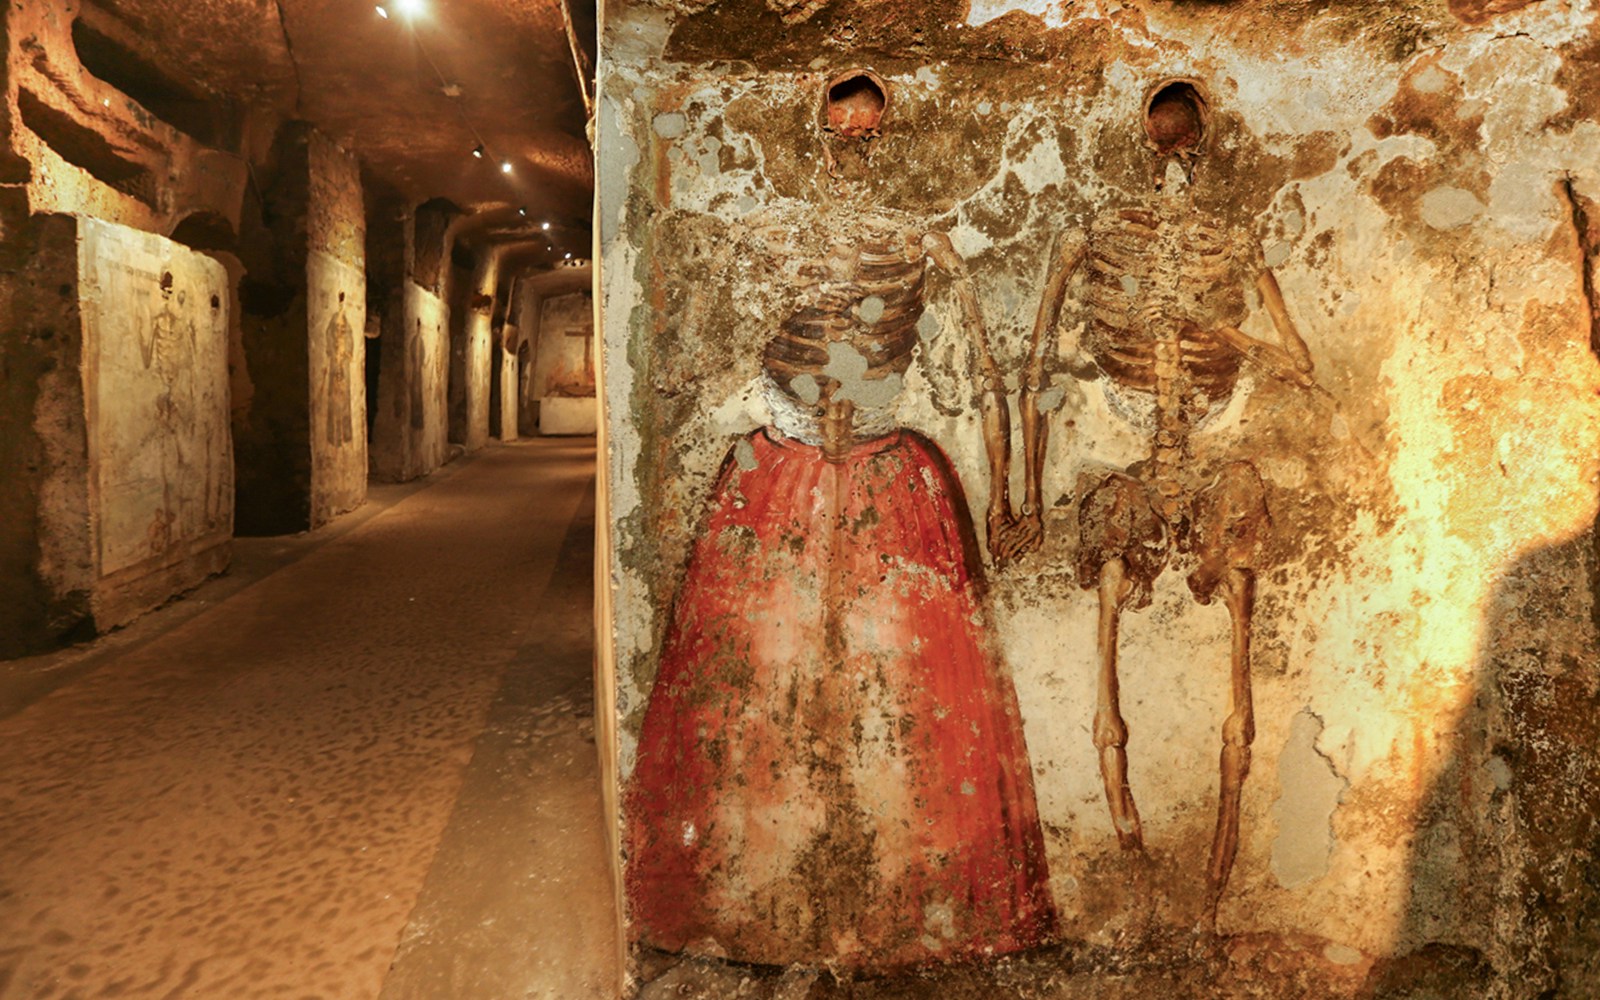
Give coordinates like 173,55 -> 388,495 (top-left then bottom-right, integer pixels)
325,291 -> 355,446
1011,79 -> 1322,924
626,70 -> 1056,970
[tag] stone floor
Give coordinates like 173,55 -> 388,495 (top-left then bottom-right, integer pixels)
633,934 -> 1489,1000
0,438 -> 618,1000
0,437 -> 1500,1000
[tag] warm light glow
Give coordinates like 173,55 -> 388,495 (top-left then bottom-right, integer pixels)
541,222 -> 550,231
375,4 -> 389,17
518,207 -> 527,217
394,0 -> 426,16
472,145 -> 484,159
501,161 -> 514,174
565,252 -> 572,259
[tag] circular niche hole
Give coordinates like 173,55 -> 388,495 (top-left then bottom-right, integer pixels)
824,70 -> 888,138
1144,79 -> 1209,155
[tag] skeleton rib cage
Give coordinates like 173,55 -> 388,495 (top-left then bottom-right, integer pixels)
1081,205 -> 1263,518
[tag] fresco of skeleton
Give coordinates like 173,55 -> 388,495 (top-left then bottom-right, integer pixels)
606,0 -> 1600,992
1013,78 -> 1324,923
624,70 -> 1058,970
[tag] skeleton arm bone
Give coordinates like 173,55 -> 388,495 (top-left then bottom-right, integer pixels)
1256,270 -> 1314,372
1211,269 -> 1318,389
922,230 -> 1016,565
1002,232 -> 1090,563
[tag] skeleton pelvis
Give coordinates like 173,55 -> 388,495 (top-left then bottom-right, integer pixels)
1074,460 -> 1272,606
1075,470 -> 1170,608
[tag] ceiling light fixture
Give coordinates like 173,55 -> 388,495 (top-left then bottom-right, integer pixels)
518,207 -> 527,217
395,0 -> 426,16
501,161 -> 513,174
472,144 -> 484,159
541,221 -> 550,231
565,252 -> 572,259
375,4 -> 389,17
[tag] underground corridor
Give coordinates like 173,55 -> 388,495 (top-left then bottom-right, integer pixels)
6,0 -> 1600,998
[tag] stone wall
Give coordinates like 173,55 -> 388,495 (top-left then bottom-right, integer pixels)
599,0 -> 1600,992
306,130 -> 366,526
6,0 -> 250,239
0,215 -> 230,655
372,208 -> 452,483
498,322 -> 520,442
462,251 -> 500,452
233,122 -> 366,533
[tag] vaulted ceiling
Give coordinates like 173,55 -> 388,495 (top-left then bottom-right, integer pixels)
95,0 -> 595,258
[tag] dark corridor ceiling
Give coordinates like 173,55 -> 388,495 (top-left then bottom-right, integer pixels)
97,0 -> 596,257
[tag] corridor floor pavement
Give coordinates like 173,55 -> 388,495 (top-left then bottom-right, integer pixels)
0,438 -> 617,999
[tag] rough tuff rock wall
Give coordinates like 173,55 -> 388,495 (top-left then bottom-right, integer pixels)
6,0 -> 249,238
516,285 -> 542,435
372,208 -> 452,482
462,252 -> 500,453
600,0 -> 1600,992
407,281 -> 450,468
0,0 -> 240,654
0,215 -> 229,655
498,323 -> 520,442
305,131 -> 366,526
446,254 -> 474,445
234,123 -> 366,534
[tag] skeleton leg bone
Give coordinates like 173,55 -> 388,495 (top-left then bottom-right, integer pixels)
1095,556 -> 1145,851
1186,461 -> 1269,926
1077,471 -> 1168,852
1204,567 -> 1255,925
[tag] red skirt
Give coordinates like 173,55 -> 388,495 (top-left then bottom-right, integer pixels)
626,428 -> 1056,969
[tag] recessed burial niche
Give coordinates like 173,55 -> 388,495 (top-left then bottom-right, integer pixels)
1143,78 -> 1210,155
71,17 -> 225,145
18,90 -> 155,203
822,69 -> 888,138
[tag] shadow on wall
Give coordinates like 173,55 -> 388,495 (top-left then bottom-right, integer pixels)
1381,519 -> 1600,998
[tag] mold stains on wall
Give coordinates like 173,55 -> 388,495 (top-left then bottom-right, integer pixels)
602,0 -> 1600,993
1445,0 -> 1545,27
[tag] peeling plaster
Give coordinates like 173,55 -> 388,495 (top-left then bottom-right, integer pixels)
1271,709 -> 1349,890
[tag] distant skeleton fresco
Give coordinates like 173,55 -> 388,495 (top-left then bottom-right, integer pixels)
1015,79 -> 1321,924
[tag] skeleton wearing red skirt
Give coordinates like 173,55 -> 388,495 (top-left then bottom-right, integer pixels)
626,214 -> 1056,969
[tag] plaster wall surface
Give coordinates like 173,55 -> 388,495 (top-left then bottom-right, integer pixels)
535,290 -> 598,434
411,283 -> 450,470
306,131 -> 367,527
374,279 -> 451,481
462,254 -> 499,453
1,214 -> 230,654
600,0 -> 1600,992
78,216 -> 232,620
498,325 -> 520,442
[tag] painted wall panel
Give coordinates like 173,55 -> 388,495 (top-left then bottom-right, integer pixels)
80,218 -> 231,582
535,290 -> 597,435
308,251 -> 366,524
600,1 -> 1600,992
